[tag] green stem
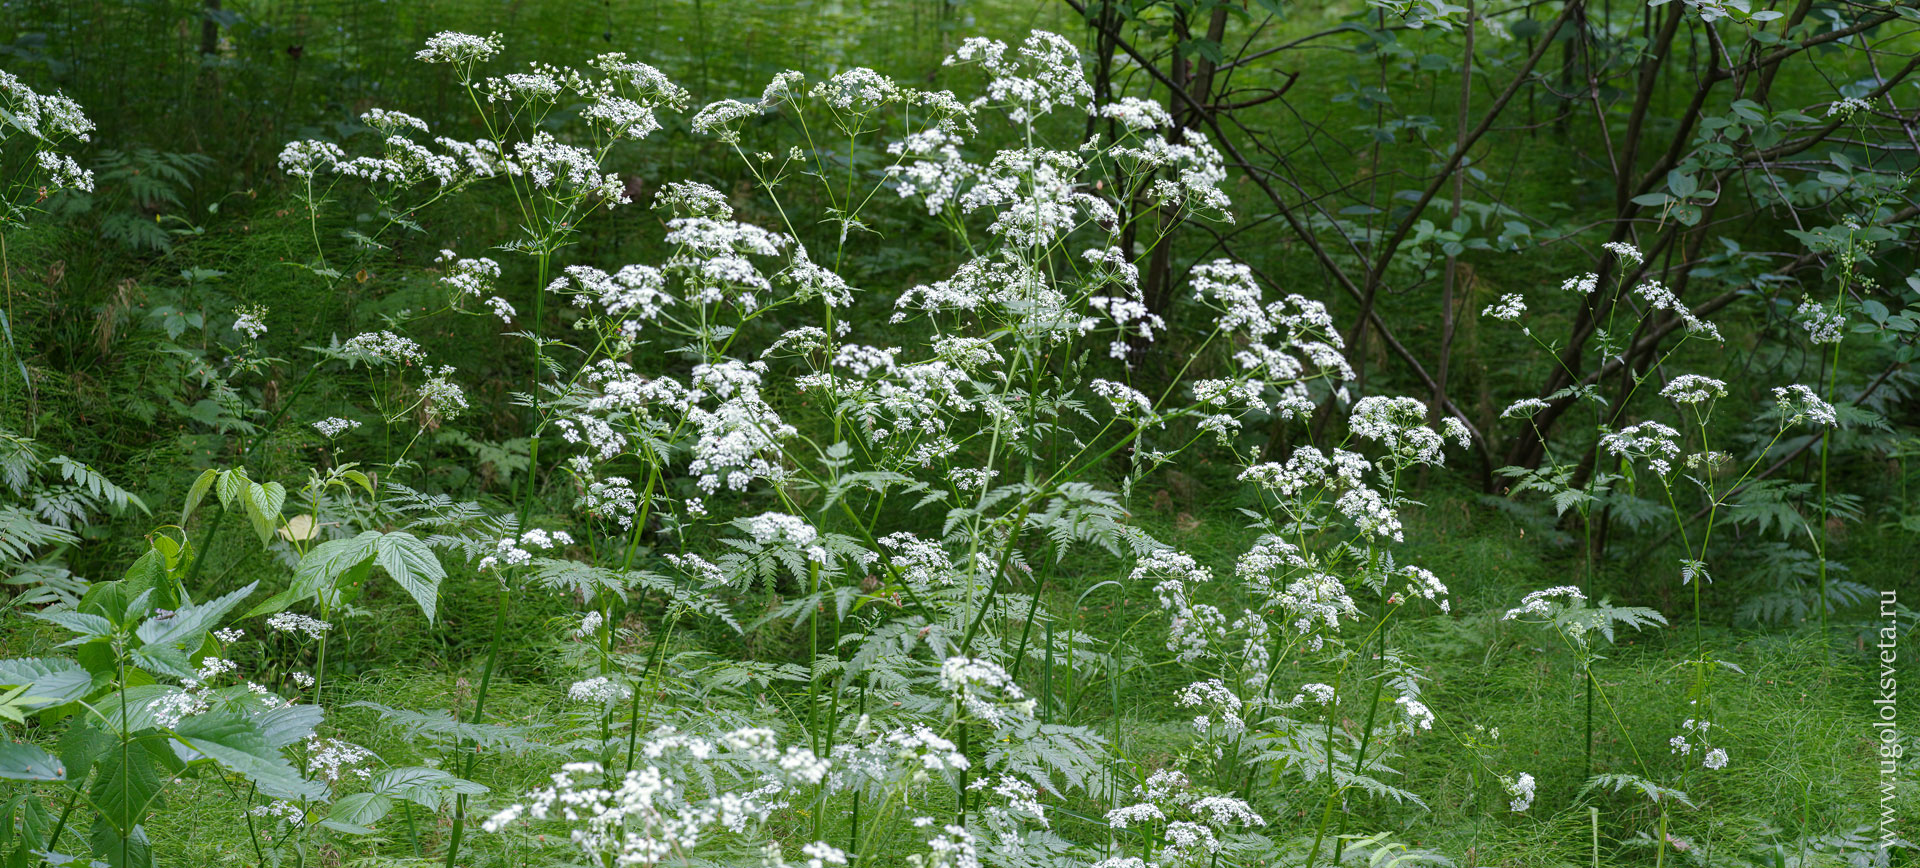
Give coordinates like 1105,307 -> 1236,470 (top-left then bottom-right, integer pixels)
444,586 -> 511,868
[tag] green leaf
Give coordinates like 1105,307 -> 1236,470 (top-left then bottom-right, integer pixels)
370,766 -> 488,811
1666,170 -> 1698,198
58,724 -> 113,791
0,742 -> 65,781
246,532 -> 380,618
323,793 -> 392,833
0,658 -> 92,708
89,815 -> 152,868
373,532 -> 444,623
214,468 -> 248,512
90,735 -> 166,833
244,482 -> 286,545
340,469 -> 374,497
181,469 -> 218,526
29,610 -> 113,642
121,548 -> 169,607
171,710 -> 326,802
255,704 -> 323,749
136,581 -> 257,649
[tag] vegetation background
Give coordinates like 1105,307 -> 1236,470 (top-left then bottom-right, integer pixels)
0,0 -> 1915,866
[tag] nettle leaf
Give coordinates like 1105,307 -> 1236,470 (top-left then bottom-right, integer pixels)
370,766 -> 489,811
0,657 -> 92,708
90,734 -> 169,834
255,703 -> 324,749
136,581 -> 257,649
171,710 -> 325,802
322,792 -> 392,834
374,532 -> 444,623
59,723 -> 113,790
0,742 -> 65,781
29,610 -> 114,642
248,533 -> 379,618
129,646 -> 196,680
88,815 -> 153,868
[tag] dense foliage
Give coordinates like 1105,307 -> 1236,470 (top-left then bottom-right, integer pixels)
0,2 -> 1915,867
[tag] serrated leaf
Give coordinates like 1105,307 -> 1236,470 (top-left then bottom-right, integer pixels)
244,482 -> 286,545
29,610 -> 114,641
214,469 -> 247,511
255,704 -> 324,749
370,766 -> 489,811
89,815 -> 153,868
171,710 -> 325,802
181,469 -> 218,525
324,792 -> 392,832
0,658 -> 92,708
0,742 -> 65,781
136,581 -> 257,649
374,532 -> 444,623
340,469 -> 374,496
246,533 -> 378,618
91,735 -> 166,833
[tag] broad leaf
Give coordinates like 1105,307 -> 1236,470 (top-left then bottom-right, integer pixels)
171,710 -> 325,802
244,481 -> 286,545
323,792 -> 392,833
28,611 -> 113,643
246,532 -> 379,618
0,658 -> 92,708
136,581 -> 257,649
88,816 -> 152,868
90,735 -> 167,834
374,532 -> 444,623
180,468 -> 217,526
0,742 -> 64,781
370,766 -> 488,810
255,703 -> 324,749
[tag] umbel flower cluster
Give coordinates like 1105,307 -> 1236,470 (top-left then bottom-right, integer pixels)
243,26 -> 1560,868
1,70 -> 96,224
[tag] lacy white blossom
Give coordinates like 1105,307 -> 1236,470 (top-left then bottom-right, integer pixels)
568,676 -> 633,704
1482,293 -> 1527,321
478,529 -> 575,572
306,737 -> 375,784
1600,421 -> 1682,475
1505,772 -> 1536,811
312,417 -> 361,438
1796,299 -> 1845,345
1098,97 -> 1171,130
1602,241 -> 1643,265
945,31 -> 1093,124
1772,384 -> 1837,427
1503,585 -> 1585,620
416,31 -> 503,64
1560,272 -> 1600,295
267,612 -> 332,639
1661,374 -> 1727,405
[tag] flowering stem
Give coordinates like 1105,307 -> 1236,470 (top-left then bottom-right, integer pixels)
312,600 -> 329,708
1330,618 -> 1391,863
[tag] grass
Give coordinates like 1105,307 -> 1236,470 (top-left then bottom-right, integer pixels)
3,2 -> 1915,866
